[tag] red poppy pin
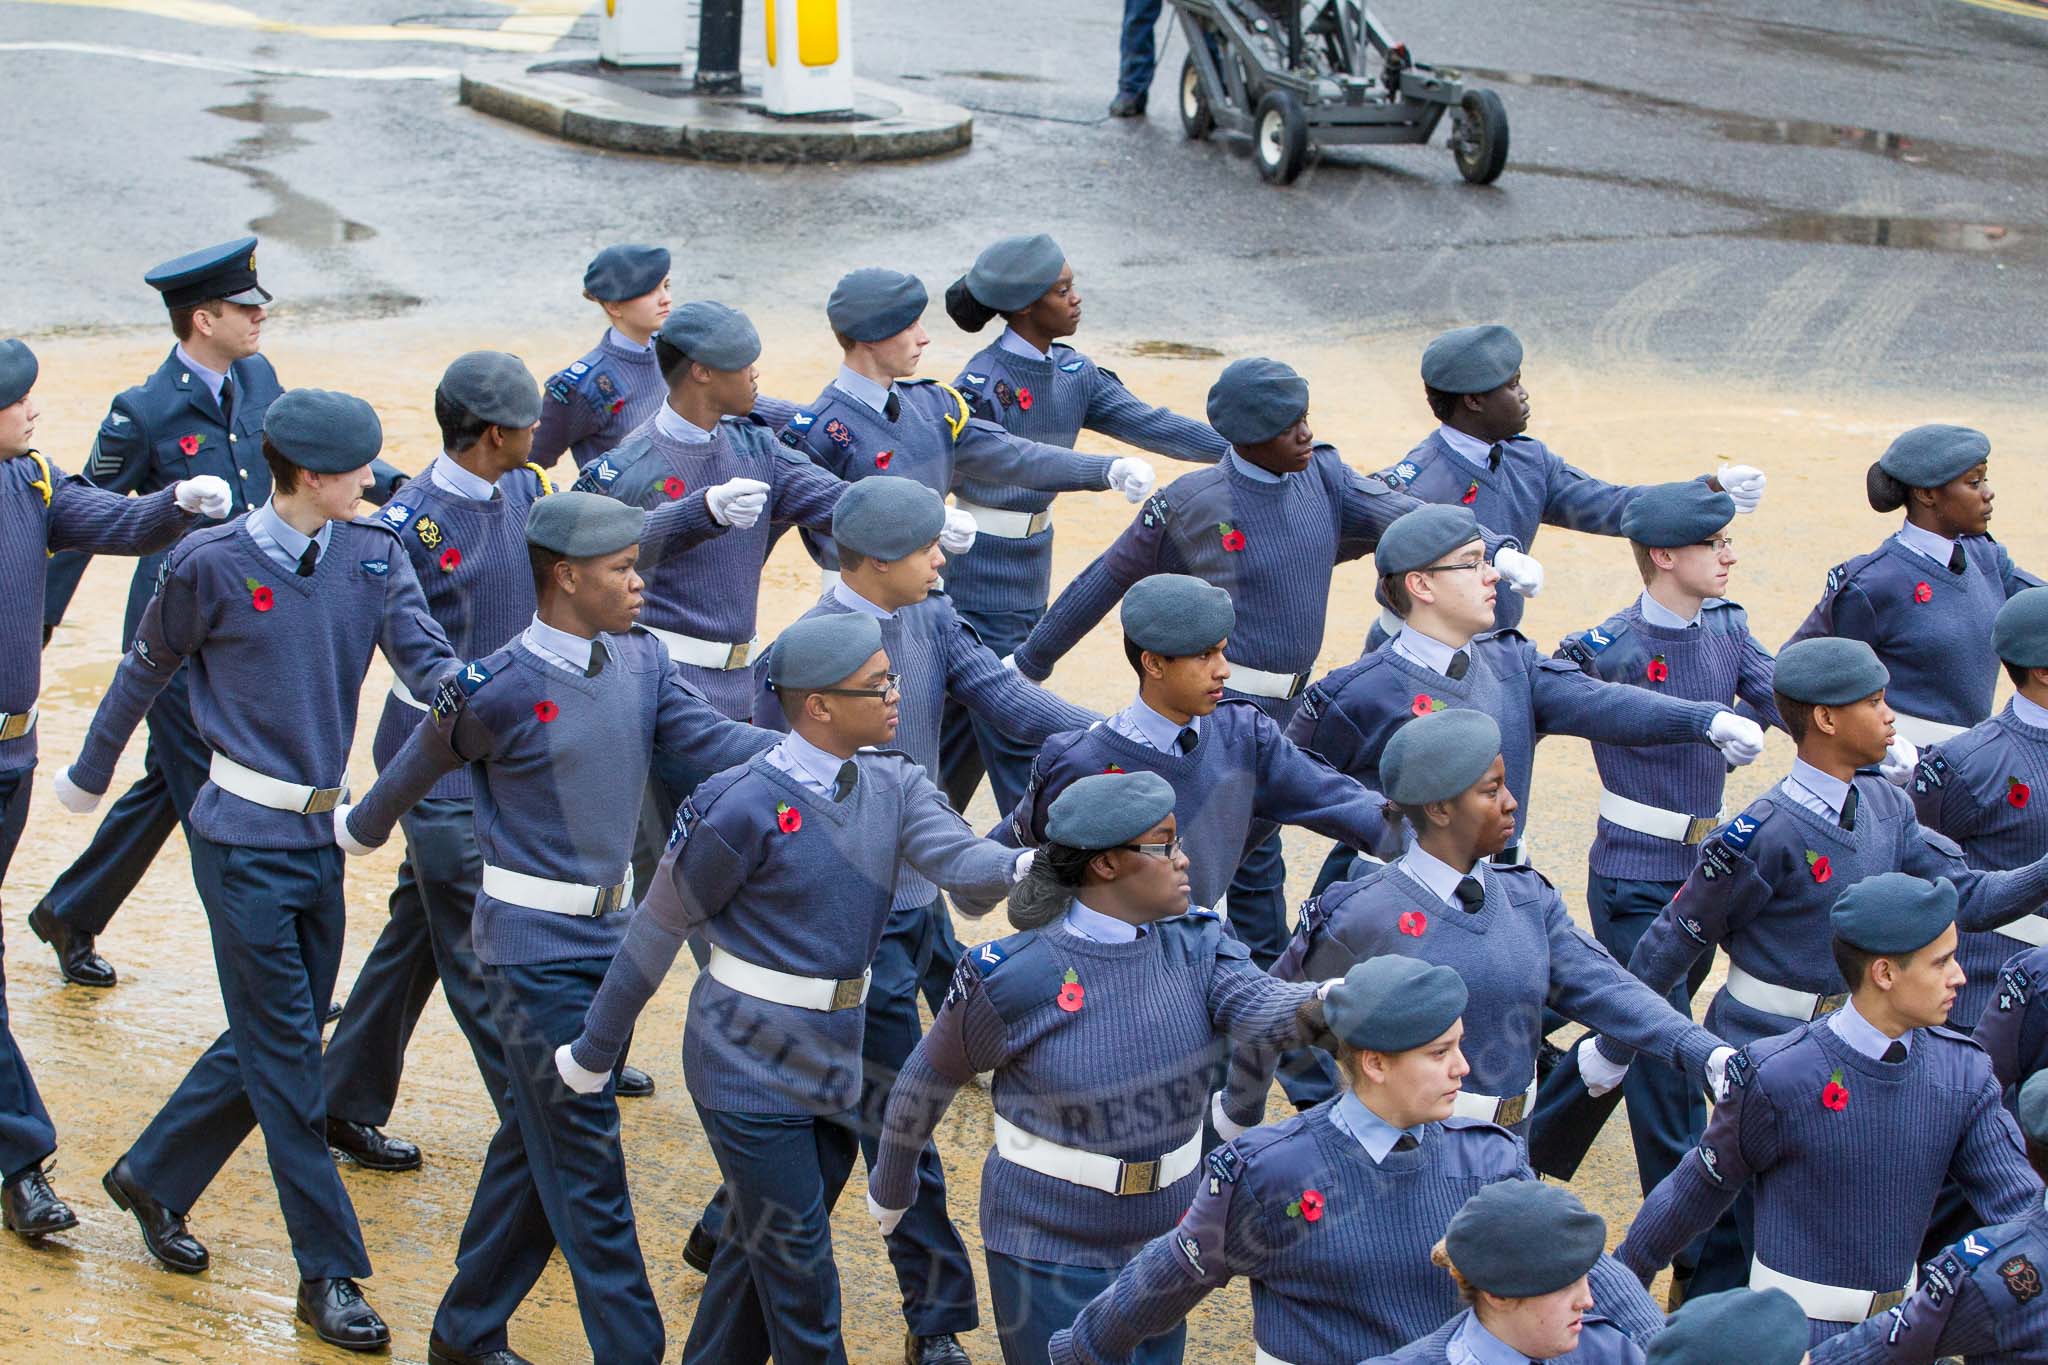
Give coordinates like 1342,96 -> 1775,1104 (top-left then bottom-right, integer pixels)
1016,386 -> 1034,411
1286,1189 -> 1324,1222
1398,910 -> 1427,937
244,576 -> 273,612
439,546 -> 462,573
662,476 -> 686,499
1820,1067 -> 1849,1111
1411,693 -> 1446,717
1103,763 -> 1125,774
533,700 -> 559,723
1460,479 -> 1479,506
1056,967 -> 1085,1012
1646,655 -> 1670,683
610,398 -> 625,415
2010,777 -> 2032,809
1218,521 -> 1246,553
875,450 -> 893,470
1913,581 -> 1933,604
178,434 -> 203,457
1806,850 -> 1832,883
776,801 -> 802,834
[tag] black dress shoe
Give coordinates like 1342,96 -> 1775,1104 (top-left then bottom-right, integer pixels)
324,999 -> 344,1026
905,1332 -> 972,1365
296,1277 -> 391,1352
427,1334 -> 533,1365
28,902 -> 115,988
1107,92 -> 1147,118
2,1163 -> 78,1238
327,1119 -> 422,1172
681,1220 -> 718,1273
615,1064 -> 654,1098
102,1157 -> 208,1273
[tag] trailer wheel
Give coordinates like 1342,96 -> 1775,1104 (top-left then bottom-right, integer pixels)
1252,89 -> 1308,185
1451,88 -> 1510,184
1179,55 -> 1214,140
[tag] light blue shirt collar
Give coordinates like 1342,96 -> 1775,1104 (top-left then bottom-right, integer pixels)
1064,895 -> 1147,942
1436,423 -> 1497,469
606,326 -> 653,354
1896,519 -> 1959,567
996,327 -> 1048,362
655,401 -> 715,443
1829,997 -> 1911,1060
522,613 -> 606,675
1448,1312 -> 1538,1365
767,730 -> 852,797
428,454 -> 500,502
1638,589 -> 1703,629
174,344 -> 228,405
1227,451 -> 1285,484
2015,693 -> 2048,729
1328,1091 -> 1424,1163
831,579 -> 896,621
245,499 -> 332,576
1119,694 -> 1200,753
1784,757 -> 1852,821
831,364 -> 894,416
1399,843 -> 1480,907
1391,624 -> 1464,675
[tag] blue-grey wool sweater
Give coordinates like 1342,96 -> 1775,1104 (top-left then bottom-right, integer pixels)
569,749 -> 1016,1116
872,911 -> 1321,1268
945,342 -> 1228,613
72,514 -> 457,849
1619,1022 -> 2042,1345
1970,944 -> 2048,1103
3,452 -> 194,774
343,629 -> 778,965
1365,1308 -> 1645,1364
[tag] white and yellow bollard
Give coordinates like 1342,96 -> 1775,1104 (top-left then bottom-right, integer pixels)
598,0 -> 688,67
762,0 -> 855,116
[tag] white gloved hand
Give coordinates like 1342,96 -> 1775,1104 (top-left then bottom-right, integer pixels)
1210,1090 -> 1248,1143
1577,1036 -> 1631,1097
1879,734 -> 1920,787
553,1042 -> 610,1095
1705,1046 -> 1737,1102
1107,457 -> 1156,503
332,804 -> 374,857
704,477 -> 770,529
173,474 -> 232,519
1493,546 -> 1545,598
867,1190 -> 907,1238
940,506 -> 979,555
1708,711 -> 1766,766
1000,653 -> 1018,672
1315,977 -> 1343,1000
52,766 -> 102,814
1716,463 -> 1767,514
1012,849 -> 1036,883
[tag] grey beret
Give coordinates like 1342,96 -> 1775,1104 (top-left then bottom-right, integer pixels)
525,490 -> 646,558
1444,1181 -> 1606,1298
1648,1289 -> 1809,1365
964,234 -> 1065,312
658,301 -> 762,371
0,339 -> 36,408
828,268 -> 929,342
1205,357 -> 1311,446
1122,574 -> 1234,656
1045,771 -> 1177,851
1830,871 -> 1957,955
438,351 -> 541,429
2018,1070 -> 2048,1146
768,612 -> 885,690
262,389 -> 383,472
831,477 -> 946,561
1375,504 -> 1483,576
1381,709 -> 1503,805
1420,324 -> 1523,394
1325,957 -> 1467,1053
1879,423 -> 1991,489
1773,636 -> 1890,706
1620,481 -> 1737,548
1993,587 -> 2048,669
583,244 -> 669,302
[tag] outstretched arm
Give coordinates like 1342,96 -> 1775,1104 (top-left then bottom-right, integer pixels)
1013,502 -> 1164,680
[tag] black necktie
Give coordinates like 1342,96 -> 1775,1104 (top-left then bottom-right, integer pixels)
1390,1133 -> 1419,1152
1454,877 -> 1485,913
1839,785 -> 1859,832
1176,727 -> 1199,755
884,390 -> 900,423
585,643 -> 606,678
1883,1041 -> 1907,1063
1487,442 -> 1504,470
834,760 -> 857,802
1447,650 -> 1470,681
1949,544 -> 1966,575
217,374 -> 235,432
295,541 -> 318,578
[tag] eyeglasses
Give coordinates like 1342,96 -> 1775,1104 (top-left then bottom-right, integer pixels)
1694,537 -> 1736,553
1420,557 -> 1489,575
1120,836 -> 1182,860
817,672 -> 901,700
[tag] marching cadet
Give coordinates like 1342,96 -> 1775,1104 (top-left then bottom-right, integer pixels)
31,236 -> 404,991
1815,1068 -> 2048,1362
559,611 -> 1027,1365
334,491 -> 778,1365
52,390 -> 455,1351
871,771 -> 1330,1365
1368,323 -> 1767,639
1048,957 -> 1662,1365
0,340 -> 227,1243
1012,358 -> 1540,1000
1651,1289 -> 1814,1365
1616,872 -> 2045,1346
1364,1181 -> 1648,1364
1224,709 -> 1734,1142
937,233 -> 1229,813
1785,423 -> 2042,749
1976,942 -> 2048,1100
779,266 -> 1157,590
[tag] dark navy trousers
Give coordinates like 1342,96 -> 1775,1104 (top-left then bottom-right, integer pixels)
126,837 -> 369,1280
1117,0 -> 1165,97
322,798 -> 509,1127
986,1249 -> 1186,1365
1226,823 -> 1330,1109
434,955 -> 662,1364
685,1105 -> 862,1365
0,766 -> 57,1181
939,604 -> 1041,819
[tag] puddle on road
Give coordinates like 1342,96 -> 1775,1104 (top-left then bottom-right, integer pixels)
197,89 -> 377,249
1122,339 -> 1225,359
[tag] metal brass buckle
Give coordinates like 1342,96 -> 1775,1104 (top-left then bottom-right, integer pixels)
1496,1092 -> 1529,1128
592,881 -> 628,916
829,976 -> 865,1011
1683,815 -> 1717,845
1868,1288 -> 1907,1316
0,713 -> 29,742
726,640 -> 753,669
1812,992 -> 1850,1019
1284,671 -> 1310,699
1026,510 -> 1052,536
302,785 -> 345,815
1114,1159 -> 1162,1196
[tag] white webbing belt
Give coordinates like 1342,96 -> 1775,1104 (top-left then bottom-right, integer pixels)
992,1114 -> 1202,1197
706,944 -> 872,1012
1750,1257 -> 1913,1323
0,704 -> 38,742
1254,1348 -> 1296,1365
1598,788 -> 1722,845
1450,1077 -> 1537,1128
480,863 -> 632,917
1725,963 -> 1848,1022
1996,914 -> 2048,947
641,624 -> 759,671
953,497 -> 1051,540
208,752 -> 347,815
1227,660 -> 1310,700
1891,712 -> 1966,747
390,684 -> 430,713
